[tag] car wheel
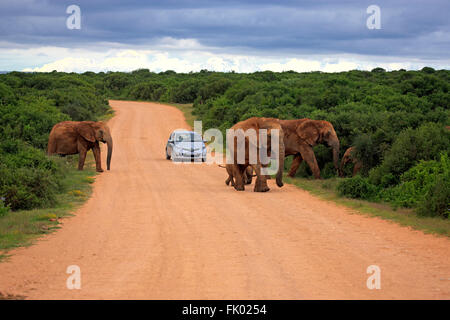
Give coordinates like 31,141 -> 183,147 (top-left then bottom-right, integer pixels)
202,157 -> 206,162
166,149 -> 171,160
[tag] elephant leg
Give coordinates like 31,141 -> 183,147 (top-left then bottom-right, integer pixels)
78,148 -> 87,171
93,143 -> 103,172
226,165 -> 235,186
225,174 -> 235,186
244,166 -> 253,184
288,153 -> 303,177
299,145 -> 321,179
242,171 -> 248,184
233,165 -> 245,191
253,164 -> 269,192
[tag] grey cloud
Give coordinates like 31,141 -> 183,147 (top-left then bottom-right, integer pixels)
0,0 -> 448,60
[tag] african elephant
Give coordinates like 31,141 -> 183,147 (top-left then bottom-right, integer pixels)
340,147 -> 362,177
224,164 -> 253,186
280,119 -> 340,179
228,117 -> 285,192
47,121 -> 113,172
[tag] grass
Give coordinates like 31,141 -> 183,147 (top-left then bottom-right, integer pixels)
284,175 -> 450,237
98,107 -> 116,121
0,154 -> 98,262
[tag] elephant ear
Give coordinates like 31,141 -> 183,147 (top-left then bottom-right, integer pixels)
76,122 -> 96,142
318,123 -> 333,142
318,126 -> 332,142
97,128 -> 104,141
295,120 -> 319,146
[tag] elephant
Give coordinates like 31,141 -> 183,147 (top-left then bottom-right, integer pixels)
280,119 -> 340,179
224,164 -> 254,186
340,147 -> 362,177
227,117 -> 285,192
47,121 -> 113,172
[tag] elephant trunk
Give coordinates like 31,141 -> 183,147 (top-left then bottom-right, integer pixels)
331,139 -> 340,174
276,135 -> 285,187
106,136 -> 113,170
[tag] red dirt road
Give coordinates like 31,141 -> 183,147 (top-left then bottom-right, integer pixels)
0,100 -> 449,299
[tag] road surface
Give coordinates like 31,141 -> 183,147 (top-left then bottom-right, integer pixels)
0,100 -> 449,299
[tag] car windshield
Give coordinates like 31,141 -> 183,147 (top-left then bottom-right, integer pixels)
174,132 -> 203,143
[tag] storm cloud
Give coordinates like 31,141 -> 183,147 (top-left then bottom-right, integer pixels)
0,0 -> 449,71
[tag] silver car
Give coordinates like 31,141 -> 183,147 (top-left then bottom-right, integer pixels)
165,130 -> 207,162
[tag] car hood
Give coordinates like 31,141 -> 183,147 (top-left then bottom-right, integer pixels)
174,141 -> 205,149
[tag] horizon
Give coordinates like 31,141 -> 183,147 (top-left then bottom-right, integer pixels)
0,66 -> 447,75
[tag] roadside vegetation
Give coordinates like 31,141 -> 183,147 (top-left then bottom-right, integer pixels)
284,175 -> 450,237
0,156 -> 96,260
0,71 -> 109,258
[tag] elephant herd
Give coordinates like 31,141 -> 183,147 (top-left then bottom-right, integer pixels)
46,118 -> 357,192
223,117 -> 343,192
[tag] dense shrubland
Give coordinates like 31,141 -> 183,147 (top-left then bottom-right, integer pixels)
0,71 -> 110,211
0,68 -> 449,218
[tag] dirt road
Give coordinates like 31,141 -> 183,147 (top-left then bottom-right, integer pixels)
0,100 -> 449,299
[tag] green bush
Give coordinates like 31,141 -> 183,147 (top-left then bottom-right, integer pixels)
320,162 -> 338,179
0,82 -> 16,105
380,154 -> 449,217
49,89 -> 109,121
129,81 -> 167,101
352,134 -> 378,176
0,98 -> 69,149
0,198 -> 10,217
369,123 -> 450,186
337,176 -> 378,200
0,142 -> 64,211
171,80 -> 203,103
416,176 -> 449,218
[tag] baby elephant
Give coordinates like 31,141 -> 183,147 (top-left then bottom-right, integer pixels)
340,147 -> 362,177
47,121 -> 113,172
224,164 -> 254,186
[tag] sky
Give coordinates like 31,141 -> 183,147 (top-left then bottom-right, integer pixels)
0,0 -> 449,73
